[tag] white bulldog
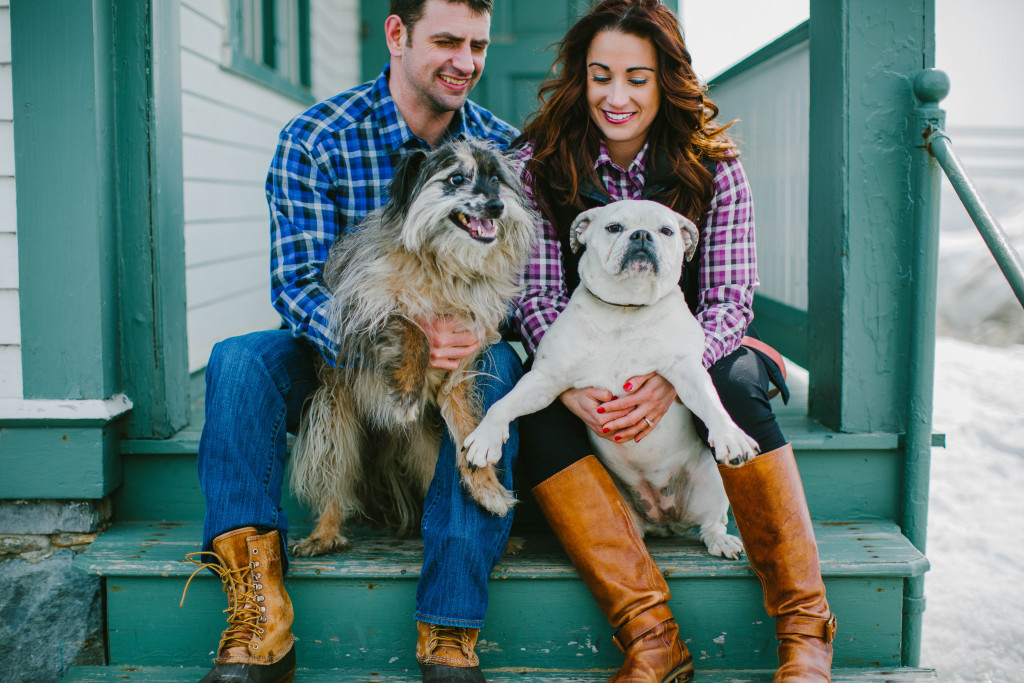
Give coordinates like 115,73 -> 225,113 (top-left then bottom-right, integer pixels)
464,199 -> 759,558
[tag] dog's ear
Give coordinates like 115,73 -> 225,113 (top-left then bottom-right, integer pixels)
386,150 -> 428,208
679,215 -> 700,262
569,207 -> 602,253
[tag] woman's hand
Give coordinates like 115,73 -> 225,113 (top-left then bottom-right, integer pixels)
558,387 -> 625,441
598,373 -> 678,443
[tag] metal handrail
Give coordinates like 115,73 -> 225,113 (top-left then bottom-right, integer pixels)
926,130 -> 1024,307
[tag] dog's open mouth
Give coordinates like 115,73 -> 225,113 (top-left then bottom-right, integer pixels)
451,212 -> 498,243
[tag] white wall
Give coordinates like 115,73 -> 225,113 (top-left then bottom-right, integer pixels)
0,0 -> 21,400
180,0 -> 360,372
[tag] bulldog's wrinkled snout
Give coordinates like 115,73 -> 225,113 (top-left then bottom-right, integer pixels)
629,229 -> 653,246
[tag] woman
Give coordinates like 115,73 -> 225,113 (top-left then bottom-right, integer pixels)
511,2 -> 836,682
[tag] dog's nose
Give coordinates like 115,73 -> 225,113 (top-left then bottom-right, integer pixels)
630,230 -> 652,245
484,199 -> 504,218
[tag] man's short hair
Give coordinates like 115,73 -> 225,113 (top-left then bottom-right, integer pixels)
390,0 -> 494,36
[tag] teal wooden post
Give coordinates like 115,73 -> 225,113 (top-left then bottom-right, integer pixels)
807,0 -> 936,433
5,0 -> 188,499
113,0 -> 190,439
901,68 -> 949,667
13,0 -> 121,401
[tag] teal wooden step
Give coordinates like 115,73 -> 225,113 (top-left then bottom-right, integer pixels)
61,665 -> 939,682
113,369 -> 939,525
74,521 -> 926,673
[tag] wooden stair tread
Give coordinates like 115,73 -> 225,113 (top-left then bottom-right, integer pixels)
74,520 -> 927,579
61,665 -> 939,682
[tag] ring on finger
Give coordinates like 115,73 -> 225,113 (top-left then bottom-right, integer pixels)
644,416 -> 654,427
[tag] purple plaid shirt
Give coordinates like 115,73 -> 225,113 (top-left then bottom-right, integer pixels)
512,141 -> 758,368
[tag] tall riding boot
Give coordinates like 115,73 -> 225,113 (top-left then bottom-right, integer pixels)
532,456 -> 693,683
718,444 -> 837,682
181,527 -> 297,683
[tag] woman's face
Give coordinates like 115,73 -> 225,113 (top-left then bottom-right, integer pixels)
585,30 -> 661,167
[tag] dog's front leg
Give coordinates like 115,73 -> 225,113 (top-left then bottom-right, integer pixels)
379,316 -> 431,422
439,377 -> 519,517
664,358 -> 759,466
463,369 -> 567,468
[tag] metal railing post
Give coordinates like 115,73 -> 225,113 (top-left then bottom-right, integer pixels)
901,68 -> 950,667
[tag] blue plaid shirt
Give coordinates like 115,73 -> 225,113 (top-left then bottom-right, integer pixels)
267,65 -> 519,364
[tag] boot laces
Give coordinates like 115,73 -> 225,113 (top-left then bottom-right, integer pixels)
180,551 -> 264,652
427,624 -> 474,659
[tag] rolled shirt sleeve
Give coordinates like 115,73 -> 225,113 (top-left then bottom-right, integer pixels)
695,158 -> 758,368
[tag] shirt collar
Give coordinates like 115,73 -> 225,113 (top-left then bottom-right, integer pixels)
372,63 -> 474,152
594,139 -> 649,184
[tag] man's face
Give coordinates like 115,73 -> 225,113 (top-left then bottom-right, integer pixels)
391,0 -> 491,116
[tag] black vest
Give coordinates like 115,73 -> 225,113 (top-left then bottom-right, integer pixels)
546,153 -> 718,316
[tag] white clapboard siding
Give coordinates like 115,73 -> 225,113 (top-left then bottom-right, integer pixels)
183,180 -> 268,224
311,0 -> 361,100
0,178 -> 13,232
187,288 -> 280,372
185,219 -> 269,269
180,0 -> 359,372
1,0 -> 20,399
0,289 -> 19,345
185,252 -> 267,309
183,135 -> 276,185
712,42 -> 810,311
0,232 -> 16,288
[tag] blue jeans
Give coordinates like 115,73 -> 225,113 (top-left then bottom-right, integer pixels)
197,329 -> 522,628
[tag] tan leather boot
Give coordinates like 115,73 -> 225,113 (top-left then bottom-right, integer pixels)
181,527 -> 297,683
415,621 -> 485,682
532,456 -> 694,683
718,444 -> 837,682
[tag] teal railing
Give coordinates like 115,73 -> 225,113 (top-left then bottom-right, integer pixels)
902,68 -> 1024,667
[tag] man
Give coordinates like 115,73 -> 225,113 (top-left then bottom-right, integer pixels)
188,2 -> 520,682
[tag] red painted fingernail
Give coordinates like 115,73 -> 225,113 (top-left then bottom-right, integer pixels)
614,435 -> 621,441
603,427 -> 610,433
623,383 -> 632,391
597,406 -> 605,414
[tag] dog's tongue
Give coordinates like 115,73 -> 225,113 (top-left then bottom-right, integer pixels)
468,216 -> 497,240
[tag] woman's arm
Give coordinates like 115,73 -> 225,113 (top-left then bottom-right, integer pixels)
694,157 -> 758,369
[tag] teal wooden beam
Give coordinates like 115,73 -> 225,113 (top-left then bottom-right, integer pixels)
113,0 -> 190,439
807,0 -> 936,433
12,0 -> 120,400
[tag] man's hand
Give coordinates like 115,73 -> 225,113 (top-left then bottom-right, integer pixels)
417,316 -> 481,370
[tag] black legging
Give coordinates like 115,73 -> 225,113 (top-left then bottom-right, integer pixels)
519,345 -> 787,486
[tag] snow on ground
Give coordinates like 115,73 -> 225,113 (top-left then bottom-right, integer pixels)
922,338 -> 1024,682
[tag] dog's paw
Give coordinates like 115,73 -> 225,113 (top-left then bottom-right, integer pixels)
708,424 -> 760,466
463,420 -> 508,468
390,390 -> 421,423
289,533 -> 351,557
503,536 -> 526,555
704,532 -> 744,560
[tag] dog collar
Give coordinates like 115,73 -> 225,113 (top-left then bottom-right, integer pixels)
584,287 -> 645,308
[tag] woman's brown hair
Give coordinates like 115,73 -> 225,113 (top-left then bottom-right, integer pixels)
515,0 -> 735,227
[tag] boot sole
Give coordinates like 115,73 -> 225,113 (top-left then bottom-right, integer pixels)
664,659 -> 695,683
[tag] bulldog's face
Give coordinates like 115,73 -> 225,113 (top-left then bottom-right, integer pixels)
570,200 -> 699,306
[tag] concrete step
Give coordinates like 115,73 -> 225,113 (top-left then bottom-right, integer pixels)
61,664 -> 940,682
73,520 -> 926,672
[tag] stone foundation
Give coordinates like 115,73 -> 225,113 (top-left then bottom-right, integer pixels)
0,499 -> 111,683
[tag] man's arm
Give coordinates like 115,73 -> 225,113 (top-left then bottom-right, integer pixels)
267,130 -> 343,365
